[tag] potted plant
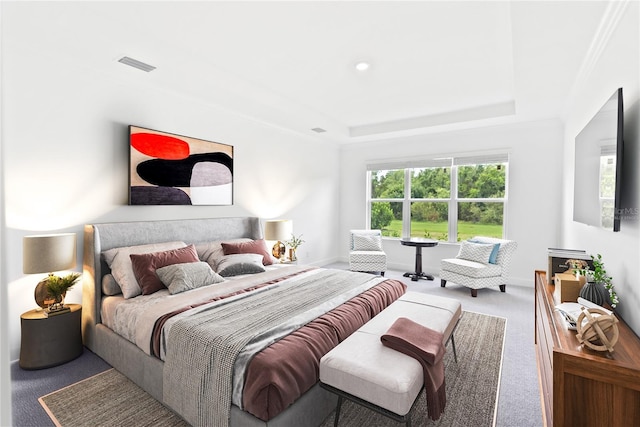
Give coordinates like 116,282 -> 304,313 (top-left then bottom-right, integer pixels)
286,234 -> 305,261
45,272 -> 81,311
575,254 -> 619,308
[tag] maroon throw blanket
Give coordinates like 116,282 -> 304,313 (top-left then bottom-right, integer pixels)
380,317 -> 446,420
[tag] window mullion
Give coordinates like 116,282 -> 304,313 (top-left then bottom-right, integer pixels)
449,165 -> 458,242
403,169 -> 411,238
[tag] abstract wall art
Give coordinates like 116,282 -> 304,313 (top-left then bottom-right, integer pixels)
129,125 -> 233,205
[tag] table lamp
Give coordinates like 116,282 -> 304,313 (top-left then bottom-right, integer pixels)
23,233 -> 78,311
264,220 -> 292,261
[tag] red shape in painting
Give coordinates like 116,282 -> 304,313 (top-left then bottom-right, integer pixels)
131,133 -> 190,159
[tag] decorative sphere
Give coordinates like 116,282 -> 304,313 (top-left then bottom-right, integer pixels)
576,308 -> 619,353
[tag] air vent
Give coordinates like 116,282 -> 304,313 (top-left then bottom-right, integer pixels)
118,56 -> 156,72
311,128 -> 327,133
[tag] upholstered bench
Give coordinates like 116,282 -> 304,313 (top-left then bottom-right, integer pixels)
319,292 -> 462,427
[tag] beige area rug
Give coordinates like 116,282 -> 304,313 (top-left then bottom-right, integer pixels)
319,311 -> 507,427
40,311 -> 505,427
39,369 -> 188,427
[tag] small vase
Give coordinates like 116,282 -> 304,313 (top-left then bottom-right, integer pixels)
289,248 -> 297,261
579,282 -> 609,306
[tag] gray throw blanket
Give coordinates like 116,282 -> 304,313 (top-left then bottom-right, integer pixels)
163,269 -> 381,427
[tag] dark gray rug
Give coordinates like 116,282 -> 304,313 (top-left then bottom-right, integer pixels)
39,311 -> 505,427
320,311 -> 506,427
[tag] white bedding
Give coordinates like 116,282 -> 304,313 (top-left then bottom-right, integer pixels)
101,264 -> 303,356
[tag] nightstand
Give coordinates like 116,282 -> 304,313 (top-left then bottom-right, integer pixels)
19,303 -> 83,370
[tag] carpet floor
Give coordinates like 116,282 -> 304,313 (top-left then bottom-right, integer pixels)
39,311 -> 505,427
319,311 -> 506,427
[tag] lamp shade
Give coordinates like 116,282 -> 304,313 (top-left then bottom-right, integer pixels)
264,220 -> 292,241
23,233 -> 77,274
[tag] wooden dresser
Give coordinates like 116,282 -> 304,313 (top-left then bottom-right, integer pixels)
534,270 -> 640,427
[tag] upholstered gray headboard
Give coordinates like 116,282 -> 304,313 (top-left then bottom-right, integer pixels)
81,217 -> 262,350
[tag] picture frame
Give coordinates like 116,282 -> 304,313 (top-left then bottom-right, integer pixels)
129,125 -> 233,205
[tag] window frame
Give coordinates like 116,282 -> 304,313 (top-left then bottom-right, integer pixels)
367,154 -> 509,242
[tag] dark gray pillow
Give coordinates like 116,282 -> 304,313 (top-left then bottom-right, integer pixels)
216,254 -> 266,277
156,261 -> 225,294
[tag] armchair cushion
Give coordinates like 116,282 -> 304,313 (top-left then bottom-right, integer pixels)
441,258 -> 501,278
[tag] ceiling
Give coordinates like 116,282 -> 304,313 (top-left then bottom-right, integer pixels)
6,1 -> 620,143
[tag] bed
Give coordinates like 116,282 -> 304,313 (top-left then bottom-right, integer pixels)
81,217 -> 406,427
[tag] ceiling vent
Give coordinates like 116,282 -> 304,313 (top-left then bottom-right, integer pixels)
311,127 -> 327,133
118,56 -> 156,72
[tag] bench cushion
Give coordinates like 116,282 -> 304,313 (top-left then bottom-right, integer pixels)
441,258 -> 502,278
320,292 -> 462,416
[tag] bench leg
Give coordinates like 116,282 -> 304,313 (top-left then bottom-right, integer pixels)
333,395 -> 343,427
450,333 -> 458,363
499,284 -> 506,292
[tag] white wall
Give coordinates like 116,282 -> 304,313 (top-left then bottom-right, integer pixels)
561,2 -> 640,334
1,18 -> 341,361
339,119 -> 565,285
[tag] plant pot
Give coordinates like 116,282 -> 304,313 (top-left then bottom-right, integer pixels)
289,248 -> 297,261
579,282 -> 609,306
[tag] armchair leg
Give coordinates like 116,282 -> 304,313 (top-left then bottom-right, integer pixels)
381,272 -> 385,277
470,289 -> 478,297
440,279 -> 447,287
499,284 -> 506,293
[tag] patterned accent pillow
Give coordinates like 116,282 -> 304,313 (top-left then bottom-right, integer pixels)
156,261 -> 225,294
216,253 -> 266,277
130,245 -> 200,295
468,239 -> 501,264
353,234 -> 383,251
102,241 -> 187,299
457,241 -> 494,264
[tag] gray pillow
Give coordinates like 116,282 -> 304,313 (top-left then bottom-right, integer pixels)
101,274 -> 122,296
216,253 -> 266,277
156,261 -> 225,294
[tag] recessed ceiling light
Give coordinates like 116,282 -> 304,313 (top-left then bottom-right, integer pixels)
355,62 -> 370,72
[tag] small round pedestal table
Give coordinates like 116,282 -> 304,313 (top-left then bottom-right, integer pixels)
401,238 -> 439,281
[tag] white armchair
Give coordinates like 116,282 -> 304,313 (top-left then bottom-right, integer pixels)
440,236 -> 517,297
349,229 -> 386,276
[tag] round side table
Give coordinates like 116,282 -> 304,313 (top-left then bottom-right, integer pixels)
400,238 -> 439,281
19,303 -> 83,370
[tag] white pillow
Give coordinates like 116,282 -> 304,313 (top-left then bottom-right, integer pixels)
457,241 -> 494,264
353,234 -> 383,251
102,241 -> 186,299
156,261 -> 225,294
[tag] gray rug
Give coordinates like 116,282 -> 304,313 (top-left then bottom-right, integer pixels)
39,311 -> 505,427
320,311 -> 506,427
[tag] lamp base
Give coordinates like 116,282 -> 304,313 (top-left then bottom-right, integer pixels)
34,278 -> 66,310
272,241 -> 286,259
34,279 -> 54,309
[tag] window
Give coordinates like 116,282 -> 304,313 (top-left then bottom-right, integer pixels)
367,154 -> 508,241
